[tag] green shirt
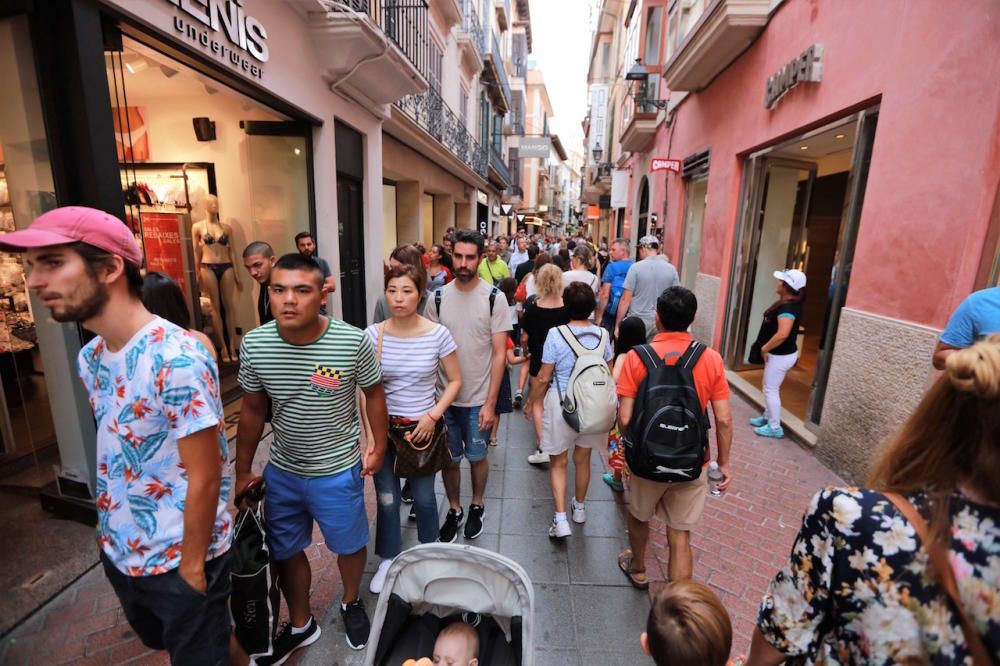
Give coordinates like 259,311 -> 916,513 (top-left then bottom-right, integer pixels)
477,257 -> 510,284
238,317 -> 382,477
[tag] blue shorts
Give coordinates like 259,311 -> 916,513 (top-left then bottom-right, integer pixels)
444,405 -> 490,463
263,462 -> 369,560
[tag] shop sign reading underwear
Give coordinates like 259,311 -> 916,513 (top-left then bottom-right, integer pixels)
167,0 -> 269,80
765,44 -> 824,110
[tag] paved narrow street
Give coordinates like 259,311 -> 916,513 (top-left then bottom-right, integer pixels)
0,377 -> 843,665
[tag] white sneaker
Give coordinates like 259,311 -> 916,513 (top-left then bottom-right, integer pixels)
527,449 -> 550,464
571,499 -> 586,524
548,518 -> 572,538
369,559 -> 392,595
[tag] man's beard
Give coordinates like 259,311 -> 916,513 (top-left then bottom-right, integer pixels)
454,268 -> 476,282
49,282 -> 109,323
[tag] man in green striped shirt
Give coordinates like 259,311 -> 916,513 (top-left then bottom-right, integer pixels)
235,253 -> 388,657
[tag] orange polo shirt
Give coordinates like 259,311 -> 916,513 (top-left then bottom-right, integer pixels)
616,332 -> 730,410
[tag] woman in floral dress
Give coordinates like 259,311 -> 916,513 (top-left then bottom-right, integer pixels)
747,334 -> 1000,665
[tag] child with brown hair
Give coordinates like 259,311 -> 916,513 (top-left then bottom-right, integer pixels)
642,580 -> 742,666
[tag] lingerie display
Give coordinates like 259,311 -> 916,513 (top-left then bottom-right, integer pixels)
202,232 -> 229,246
202,262 -> 234,281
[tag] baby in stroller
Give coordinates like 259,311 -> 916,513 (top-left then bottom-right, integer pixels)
404,621 -> 480,666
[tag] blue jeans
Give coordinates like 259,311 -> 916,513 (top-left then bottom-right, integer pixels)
444,405 -> 490,463
373,446 -> 439,559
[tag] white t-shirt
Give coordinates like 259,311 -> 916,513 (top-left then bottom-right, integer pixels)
365,323 -> 457,418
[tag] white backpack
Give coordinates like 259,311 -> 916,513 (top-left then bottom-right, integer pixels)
553,326 -> 618,434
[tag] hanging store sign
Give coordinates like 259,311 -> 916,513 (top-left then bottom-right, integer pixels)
610,169 -> 629,208
478,219 -> 488,236
765,44 -> 824,110
167,0 -> 269,80
518,137 -> 552,159
586,204 -> 600,220
651,158 -> 681,173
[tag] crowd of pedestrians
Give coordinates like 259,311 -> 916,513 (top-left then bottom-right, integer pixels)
1,207 -> 997,665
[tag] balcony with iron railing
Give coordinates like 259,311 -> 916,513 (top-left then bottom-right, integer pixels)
480,31 -> 512,112
394,87 -> 489,179
456,0 -> 484,72
311,0 -> 431,104
489,146 -> 512,188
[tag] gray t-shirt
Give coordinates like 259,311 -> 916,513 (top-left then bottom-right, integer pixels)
426,278 -> 512,407
622,255 -> 680,319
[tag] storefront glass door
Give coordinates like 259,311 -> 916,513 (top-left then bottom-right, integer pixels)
679,178 -> 708,290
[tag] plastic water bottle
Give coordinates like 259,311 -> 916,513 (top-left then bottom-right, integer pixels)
708,462 -> 724,497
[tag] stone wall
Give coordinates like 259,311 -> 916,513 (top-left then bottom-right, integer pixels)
692,272 -> 721,346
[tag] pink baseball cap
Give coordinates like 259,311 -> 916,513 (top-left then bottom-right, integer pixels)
0,206 -> 143,267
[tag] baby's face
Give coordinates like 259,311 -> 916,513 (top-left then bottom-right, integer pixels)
432,634 -> 476,666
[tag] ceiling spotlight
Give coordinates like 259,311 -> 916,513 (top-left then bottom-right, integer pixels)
799,145 -> 809,150
293,148 -> 302,155
124,55 -> 148,74
204,85 -> 219,95
834,133 -> 846,139
159,65 -> 178,78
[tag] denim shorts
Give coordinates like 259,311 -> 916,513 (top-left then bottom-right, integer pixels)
263,462 -> 369,559
444,405 -> 490,463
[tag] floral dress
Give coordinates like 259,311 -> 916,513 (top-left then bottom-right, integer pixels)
757,487 -> 999,664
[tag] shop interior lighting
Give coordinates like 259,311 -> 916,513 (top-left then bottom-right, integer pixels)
159,65 -> 178,78
124,55 -> 148,74
799,145 -> 809,150
835,133 -> 846,139
294,148 -> 302,155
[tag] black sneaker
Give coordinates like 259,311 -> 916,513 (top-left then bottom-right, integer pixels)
439,508 -> 464,543
464,504 -> 485,539
400,482 -> 413,504
341,599 -> 371,651
408,504 -> 416,522
256,616 -> 321,665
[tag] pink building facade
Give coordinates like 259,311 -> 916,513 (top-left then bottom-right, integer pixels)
619,0 -> 1000,480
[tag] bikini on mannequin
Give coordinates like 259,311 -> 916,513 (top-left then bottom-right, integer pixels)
192,194 -> 242,363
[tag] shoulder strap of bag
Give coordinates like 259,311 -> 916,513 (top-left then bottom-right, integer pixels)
489,286 -> 498,317
376,322 -> 385,363
558,325 -> 608,360
635,344 -> 662,374
434,287 -> 443,314
882,492 -> 992,666
677,340 -> 706,370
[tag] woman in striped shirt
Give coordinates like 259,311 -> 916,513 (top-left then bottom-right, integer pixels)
364,264 -> 462,594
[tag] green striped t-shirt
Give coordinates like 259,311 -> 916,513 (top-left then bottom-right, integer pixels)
238,317 -> 382,477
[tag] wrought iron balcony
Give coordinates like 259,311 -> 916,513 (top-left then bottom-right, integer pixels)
489,146 -> 512,188
457,0 -> 484,71
481,31 -> 511,112
395,86 -> 489,179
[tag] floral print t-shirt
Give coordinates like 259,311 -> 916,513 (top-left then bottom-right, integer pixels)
78,317 -> 232,576
758,486 -> 999,664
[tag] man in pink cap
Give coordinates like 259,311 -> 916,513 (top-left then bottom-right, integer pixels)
0,207 -> 233,664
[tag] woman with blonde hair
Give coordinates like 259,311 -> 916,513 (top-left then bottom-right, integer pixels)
519,264 -> 569,465
747,334 -> 1000,664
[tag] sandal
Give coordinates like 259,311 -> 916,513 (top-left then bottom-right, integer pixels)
488,438 -> 498,447
618,550 -> 649,590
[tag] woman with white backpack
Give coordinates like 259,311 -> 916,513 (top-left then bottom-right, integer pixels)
526,282 -> 617,539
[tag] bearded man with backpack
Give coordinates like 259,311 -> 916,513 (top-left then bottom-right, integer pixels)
527,282 -> 617,538
615,286 -> 733,588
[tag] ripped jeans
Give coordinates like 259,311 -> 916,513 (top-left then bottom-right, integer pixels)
373,445 -> 439,559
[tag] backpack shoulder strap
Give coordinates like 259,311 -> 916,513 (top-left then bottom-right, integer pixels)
434,287 -> 443,313
634,344 -> 662,374
489,286 -> 499,317
677,340 -> 706,370
558,325 -> 607,359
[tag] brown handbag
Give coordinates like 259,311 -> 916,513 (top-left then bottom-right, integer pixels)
883,492 -> 993,666
377,323 -> 453,479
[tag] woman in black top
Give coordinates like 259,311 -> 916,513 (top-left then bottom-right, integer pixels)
520,264 -> 570,464
749,269 -> 806,439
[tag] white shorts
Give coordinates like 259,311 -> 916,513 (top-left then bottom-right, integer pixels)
540,390 -> 606,455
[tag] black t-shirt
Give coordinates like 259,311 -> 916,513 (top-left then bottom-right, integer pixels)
754,300 -> 802,356
257,281 -> 273,326
520,302 -> 570,375
514,260 -> 533,284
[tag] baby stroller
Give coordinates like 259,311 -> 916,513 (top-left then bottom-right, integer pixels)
366,543 -> 534,666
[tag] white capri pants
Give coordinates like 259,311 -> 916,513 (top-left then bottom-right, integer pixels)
763,351 -> 798,428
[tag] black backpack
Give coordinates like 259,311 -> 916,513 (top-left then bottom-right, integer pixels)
625,341 -> 710,483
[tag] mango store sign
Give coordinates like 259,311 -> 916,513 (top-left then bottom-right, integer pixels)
167,0 -> 269,80
651,158 -> 680,173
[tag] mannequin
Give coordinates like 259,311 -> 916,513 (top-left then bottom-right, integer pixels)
192,194 -> 242,362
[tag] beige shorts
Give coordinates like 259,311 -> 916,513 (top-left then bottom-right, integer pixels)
540,390 -> 606,455
626,468 -> 708,531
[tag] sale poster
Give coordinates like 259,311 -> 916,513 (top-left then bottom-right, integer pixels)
112,106 -> 150,162
140,212 -> 186,293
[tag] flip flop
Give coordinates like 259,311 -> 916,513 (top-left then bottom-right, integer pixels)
618,550 -> 649,590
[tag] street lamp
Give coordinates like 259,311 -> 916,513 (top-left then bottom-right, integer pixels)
626,58 -> 669,111
591,142 -> 603,163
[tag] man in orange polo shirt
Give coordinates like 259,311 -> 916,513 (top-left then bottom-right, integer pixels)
615,286 -> 733,587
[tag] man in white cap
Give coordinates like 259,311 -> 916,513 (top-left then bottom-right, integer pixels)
615,234 -> 680,342
0,207 -> 232,663
748,268 -> 807,439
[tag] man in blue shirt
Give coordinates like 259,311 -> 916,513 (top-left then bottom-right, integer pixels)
595,239 -> 634,336
933,286 -> 1000,369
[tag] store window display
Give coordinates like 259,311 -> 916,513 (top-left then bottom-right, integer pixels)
193,194 -> 242,363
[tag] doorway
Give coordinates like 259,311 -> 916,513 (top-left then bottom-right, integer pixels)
335,121 -> 367,328
724,109 -> 879,425
635,177 -> 650,259
679,178 -> 708,290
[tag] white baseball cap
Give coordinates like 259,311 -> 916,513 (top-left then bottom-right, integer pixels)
774,269 -> 807,292
638,235 -> 659,248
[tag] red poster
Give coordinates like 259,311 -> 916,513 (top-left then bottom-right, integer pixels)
141,212 -> 186,293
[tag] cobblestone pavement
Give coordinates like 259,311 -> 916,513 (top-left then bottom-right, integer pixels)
0,383 -> 843,665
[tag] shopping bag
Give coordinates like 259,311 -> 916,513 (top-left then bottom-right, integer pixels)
231,478 -> 280,660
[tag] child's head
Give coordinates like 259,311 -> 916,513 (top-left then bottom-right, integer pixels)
615,316 -> 647,358
642,581 -> 732,666
497,277 -> 518,305
433,621 -> 479,666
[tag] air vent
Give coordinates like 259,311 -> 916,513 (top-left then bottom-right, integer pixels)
682,149 -> 710,179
